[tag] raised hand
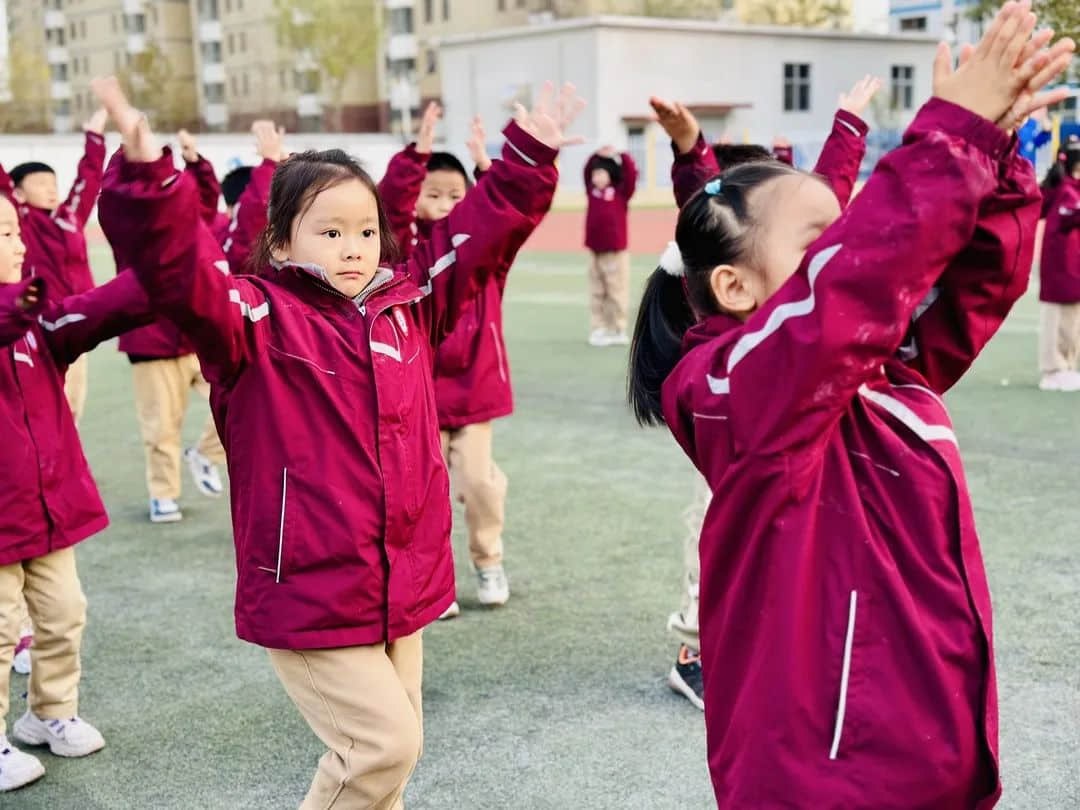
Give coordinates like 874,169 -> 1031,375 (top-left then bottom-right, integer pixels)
84,107 -> 108,136
838,75 -> 883,117
513,82 -> 586,151
416,102 -> 441,154
177,128 -> 199,163
90,76 -> 160,162
252,120 -> 286,162
17,278 -> 43,311
933,1 -> 1075,129
465,115 -> 492,172
648,96 -> 699,156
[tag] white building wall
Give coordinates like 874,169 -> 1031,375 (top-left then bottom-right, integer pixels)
440,17 -> 937,203
889,0 -> 985,44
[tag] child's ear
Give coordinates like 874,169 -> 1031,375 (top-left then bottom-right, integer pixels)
270,241 -> 289,263
11,188 -> 26,204
709,265 -> 757,318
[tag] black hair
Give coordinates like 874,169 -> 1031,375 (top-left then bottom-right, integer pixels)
711,143 -> 775,172
1041,141 -> 1080,197
426,151 -> 470,186
10,162 -> 55,187
251,149 -> 398,272
628,161 -> 802,426
589,155 -> 623,187
221,165 -> 253,207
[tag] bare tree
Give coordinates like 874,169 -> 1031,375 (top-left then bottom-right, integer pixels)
275,0 -> 381,132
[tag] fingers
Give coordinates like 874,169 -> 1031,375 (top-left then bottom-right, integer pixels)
1025,37 -> 1075,92
958,43 -> 975,68
1001,10 -> 1037,72
534,80 -> 554,118
1021,87 -> 1072,118
649,96 -> 676,117
933,41 -> 955,88
984,1 -> 1022,63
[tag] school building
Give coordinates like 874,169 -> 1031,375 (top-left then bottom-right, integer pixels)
437,15 -> 938,205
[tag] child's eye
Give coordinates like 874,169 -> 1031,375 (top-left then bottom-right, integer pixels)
323,229 -> 341,238
362,229 -> 376,238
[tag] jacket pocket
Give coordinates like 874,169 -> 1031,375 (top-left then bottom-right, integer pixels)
490,321 -> 508,383
829,589 -> 858,760
255,467 -> 289,583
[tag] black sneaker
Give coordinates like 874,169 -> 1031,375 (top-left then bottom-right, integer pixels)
668,645 -> 704,711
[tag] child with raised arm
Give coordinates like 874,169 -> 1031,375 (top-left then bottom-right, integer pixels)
628,6 -> 1071,804
95,77 -> 582,808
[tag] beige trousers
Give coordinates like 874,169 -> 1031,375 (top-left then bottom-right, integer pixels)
268,632 -> 424,810
1039,301 -> 1080,374
131,355 -> 226,500
0,548 -> 87,734
64,353 -> 88,426
668,476 -> 709,652
440,422 -> 507,570
588,250 -> 631,334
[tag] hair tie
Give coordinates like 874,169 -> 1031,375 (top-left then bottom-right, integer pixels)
704,179 -> 722,196
659,241 -> 685,277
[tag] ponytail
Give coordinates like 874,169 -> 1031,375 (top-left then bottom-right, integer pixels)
1043,141 -> 1080,196
627,267 -> 696,426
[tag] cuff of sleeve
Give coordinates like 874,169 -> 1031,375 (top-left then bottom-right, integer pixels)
5,277 -> 46,321
85,131 -> 106,146
501,121 -> 559,167
118,146 -> 179,185
834,109 -> 869,138
672,132 -> 709,163
405,143 -> 431,162
913,98 -> 1011,162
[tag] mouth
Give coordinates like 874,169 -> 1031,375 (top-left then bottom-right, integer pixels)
336,271 -> 365,280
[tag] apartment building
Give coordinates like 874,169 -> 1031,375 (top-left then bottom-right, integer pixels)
888,0 -> 985,43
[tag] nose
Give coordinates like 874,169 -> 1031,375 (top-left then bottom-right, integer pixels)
14,236 -> 25,255
341,236 -> 365,260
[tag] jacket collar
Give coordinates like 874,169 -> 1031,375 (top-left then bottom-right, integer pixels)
681,311 -> 743,355
268,261 -> 399,310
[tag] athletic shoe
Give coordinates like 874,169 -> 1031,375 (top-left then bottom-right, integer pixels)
476,564 -> 509,606
668,645 -> 704,711
0,737 -> 44,791
12,713 -> 105,758
11,634 -> 31,675
149,498 -> 182,524
1038,370 -> 1080,392
184,448 -> 224,498
588,328 -> 611,347
438,601 -> 460,620
607,330 -> 630,346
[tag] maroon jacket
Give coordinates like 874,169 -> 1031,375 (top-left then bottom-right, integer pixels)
378,148 -> 520,429
671,110 -> 869,210
0,273 -> 151,566
584,151 -> 638,253
0,132 -> 105,301
1039,175 -> 1080,303
223,158 -> 275,274
661,100 -> 1038,809
98,122 -> 558,650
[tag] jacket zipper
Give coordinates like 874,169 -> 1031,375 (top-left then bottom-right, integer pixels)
829,589 -> 858,760
275,468 -> 287,583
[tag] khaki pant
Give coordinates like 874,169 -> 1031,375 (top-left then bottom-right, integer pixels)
268,632 -> 424,810
668,476 -> 709,652
64,353 -> 88,427
440,422 -> 507,570
588,250 -> 631,334
132,355 -> 226,500
1039,301 -> 1080,373
0,548 -> 87,735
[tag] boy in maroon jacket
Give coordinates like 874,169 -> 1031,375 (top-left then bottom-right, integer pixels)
0,108 -> 108,425
377,104 -> 520,617
0,193 -> 152,792
584,146 -> 638,346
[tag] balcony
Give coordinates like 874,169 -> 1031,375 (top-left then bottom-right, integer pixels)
297,93 -> 322,117
44,10 -> 65,30
387,34 -> 417,62
202,62 -> 225,84
127,33 -> 147,53
204,103 -> 227,127
199,19 -> 222,42
47,47 -> 69,65
389,78 -> 419,111
50,81 -> 72,100
124,0 -> 144,13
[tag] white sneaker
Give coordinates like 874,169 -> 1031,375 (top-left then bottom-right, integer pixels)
588,328 -> 611,347
0,736 -> 45,791
1039,370 -> 1080,392
476,564 -> 510,606
149,498 -> 183,524
607,330 -> 630,346
438,601 -> 460,620
184,448 -> 224,498
11,633 -> 31,675
12,712 -> 105,759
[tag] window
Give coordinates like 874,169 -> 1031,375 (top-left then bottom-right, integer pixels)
227,32 -> 234,54
389,7 -> 413,35
426,49 -> 437,75
242,72 -> 250,95
111,13 -> 117,32
423,0 -> 433,24
229,75 -> 236,96
69,21 -> 75,38
899,16 -> 927,31
497,0 -> 505,10
517,0 -> 526,6
200,0 -> 220,19
225,0 -> 231,11
75,93 -> 83,112
239,31 -> 246,51
627,125 -> 646,180
442,0 -> 449,20
79,19 -> 86,37
890,65 -> 914,111
127,13 -> 145,33
51,63 -> 68,81
783,63 -> 811,112
149,6 -> 157,25
296,69 -> 321,94
280,68 -> 287,90
201,41 -> 222,63
54,99 -> 71,116
238,0 -> 243,9
203,82 -> 225,103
